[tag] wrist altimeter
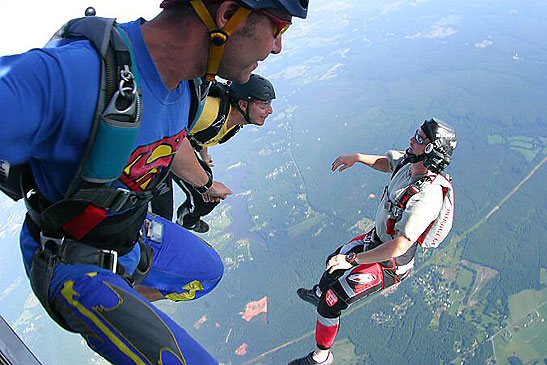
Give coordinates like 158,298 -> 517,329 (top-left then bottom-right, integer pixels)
345,252 -> 359,266
195,171 -> 213,194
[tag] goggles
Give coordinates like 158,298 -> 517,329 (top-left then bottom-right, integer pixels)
252,99 -> 273,109
414,129 -> 428,145
255,9 -> 292,38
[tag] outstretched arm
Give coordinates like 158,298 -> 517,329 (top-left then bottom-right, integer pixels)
331,154 -> 391,173
172,138 -> 232,200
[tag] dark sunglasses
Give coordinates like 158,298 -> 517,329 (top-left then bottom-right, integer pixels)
255,9 -> 292,38
414,130 -> 428,145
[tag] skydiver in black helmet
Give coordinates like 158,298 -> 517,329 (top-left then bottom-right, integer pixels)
151,74 -> 276,232
290,118 -> 457,365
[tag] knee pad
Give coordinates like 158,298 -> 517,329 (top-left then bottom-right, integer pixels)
317,284 -> 348,319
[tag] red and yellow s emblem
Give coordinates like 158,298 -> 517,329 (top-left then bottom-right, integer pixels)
120,130 -> 187,191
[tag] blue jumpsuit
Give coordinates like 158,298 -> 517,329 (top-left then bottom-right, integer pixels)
0,19 -> 222,364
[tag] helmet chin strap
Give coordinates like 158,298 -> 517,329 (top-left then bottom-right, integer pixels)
234,100 -> 254,124
190,0 -> 251,81
404,150 -> 425,163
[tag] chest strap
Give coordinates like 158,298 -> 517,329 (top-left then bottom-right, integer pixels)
385,176 -> 432,237
25,171 -> 170,241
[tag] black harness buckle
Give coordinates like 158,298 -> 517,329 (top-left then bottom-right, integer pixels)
156,181 -> 171,196
98,249 -> 118,272
109,188 -> 137,212
39,232 -> 65,254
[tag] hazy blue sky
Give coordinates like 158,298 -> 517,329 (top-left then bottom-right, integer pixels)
1,1 -> 161,54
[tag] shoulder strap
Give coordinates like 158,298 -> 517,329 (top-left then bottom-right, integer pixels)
386,174 -> 433,237
187,78 -> 211,132
207,81 -> 230,98
189,83 -> 232,145
1,17 -> 136,203
61,16 -> 142,197
217,123 -> 241,145
25,17 -> 148,241
396,175 -> 433,210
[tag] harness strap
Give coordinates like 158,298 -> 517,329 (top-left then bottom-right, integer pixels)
29,242 -> 71,331
26,214 -> 154,330
386,218 -> 396,237
218,123 -> 241,144
189,82 -> 235,145
385,175 -> 432,238
187,78 -> 211,132
62,17 -> 141,197
27,216 -> 152,282
190,0 -> 251,81
132,238 -> 154,284
70,187 -> 156,212
26,214 -> 153,332
28,177 -> 169,241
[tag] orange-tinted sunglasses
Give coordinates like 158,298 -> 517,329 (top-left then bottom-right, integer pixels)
255,9 -> 292,38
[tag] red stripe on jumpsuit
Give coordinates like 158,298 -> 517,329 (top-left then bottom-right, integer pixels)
316,314 -> 340,350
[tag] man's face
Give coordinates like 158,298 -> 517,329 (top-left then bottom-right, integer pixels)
408,127 -> 430,155
239,99 -> 273,126
249,99 -> 273,126
219,10 -> 288,83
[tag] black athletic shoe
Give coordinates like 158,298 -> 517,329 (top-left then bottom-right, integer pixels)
183,219 -> 210,233
288,351 -> 333,365
297,285 -> 320,307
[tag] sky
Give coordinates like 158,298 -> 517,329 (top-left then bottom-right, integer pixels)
1,1 -> 162,55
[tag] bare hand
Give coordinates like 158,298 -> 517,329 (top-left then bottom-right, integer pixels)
331,154 -> 357,172
202,193 -> 220,203
204,181 -> 232,202
325,254 -> 353,274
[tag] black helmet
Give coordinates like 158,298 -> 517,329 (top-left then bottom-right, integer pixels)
236,0 -> 308,18
230,74 -> 276,102
420,118 -> 457,173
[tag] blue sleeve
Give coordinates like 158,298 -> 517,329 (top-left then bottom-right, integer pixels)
0,42 -> 102,201
0,50 -> 66,164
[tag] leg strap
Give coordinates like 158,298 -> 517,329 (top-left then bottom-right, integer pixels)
27,216 -> 154,330
29,248 -> 73,331
131,237 -> 154,284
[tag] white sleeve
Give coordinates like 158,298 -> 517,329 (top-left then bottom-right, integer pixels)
385,150 -> 406,172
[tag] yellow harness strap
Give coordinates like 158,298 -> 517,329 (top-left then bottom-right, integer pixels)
190,0 -> 251,81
